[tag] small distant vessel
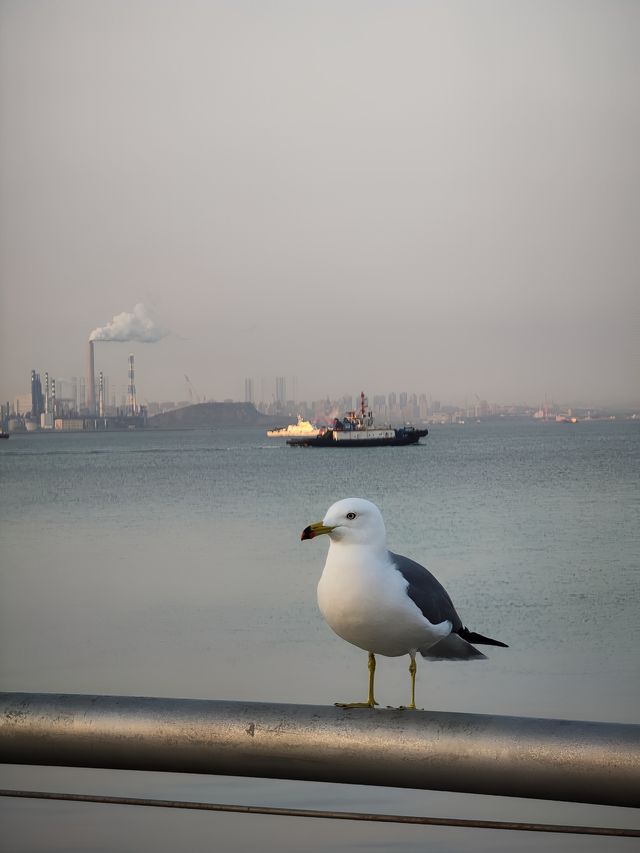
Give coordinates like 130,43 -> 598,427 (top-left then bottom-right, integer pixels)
0,432 -> 9,439
287,393 -> 428,448
267,415 -> 320,438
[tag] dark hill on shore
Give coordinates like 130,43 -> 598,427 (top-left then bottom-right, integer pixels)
147,402 -> 285,429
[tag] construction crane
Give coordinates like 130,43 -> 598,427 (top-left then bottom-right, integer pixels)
184,375 -> 201,404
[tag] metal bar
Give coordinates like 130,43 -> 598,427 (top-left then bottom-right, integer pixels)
1,693 -> 639,808
2,790 -> 638,837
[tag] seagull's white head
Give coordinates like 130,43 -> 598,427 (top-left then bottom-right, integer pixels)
301,497 -> 387,548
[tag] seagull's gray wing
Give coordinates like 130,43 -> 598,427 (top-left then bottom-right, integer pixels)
388,551 -> 463,631
389,550 -> 509,654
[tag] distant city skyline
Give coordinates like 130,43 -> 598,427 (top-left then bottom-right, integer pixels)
5,358 -> 638,419
2,313 -> 639,411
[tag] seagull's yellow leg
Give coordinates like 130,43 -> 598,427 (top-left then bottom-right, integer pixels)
407,653 -> 417,710
391,653 -> 418,710
335,652 -> 379,709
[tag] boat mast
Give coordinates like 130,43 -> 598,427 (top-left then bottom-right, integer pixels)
360,391 -> 373,427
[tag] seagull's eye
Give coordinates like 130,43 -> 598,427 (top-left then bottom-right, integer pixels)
346,512 -> 357,520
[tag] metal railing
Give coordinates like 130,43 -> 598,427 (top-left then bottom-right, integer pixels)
1,789 -> 638,838
1,692 -> 639,809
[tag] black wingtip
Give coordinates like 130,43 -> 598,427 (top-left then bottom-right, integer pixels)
457,627 -> 509,648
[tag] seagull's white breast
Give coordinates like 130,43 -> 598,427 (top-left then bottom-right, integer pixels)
317,544 -> 451,657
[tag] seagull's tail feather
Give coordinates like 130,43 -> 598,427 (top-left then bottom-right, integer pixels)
420,633 -> 487,661
457,627 -> 508,647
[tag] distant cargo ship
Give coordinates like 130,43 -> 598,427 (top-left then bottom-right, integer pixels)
287,393 -> 427,448
267,415 -> 320,438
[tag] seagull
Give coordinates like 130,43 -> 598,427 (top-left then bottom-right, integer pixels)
301,497 -> 507,709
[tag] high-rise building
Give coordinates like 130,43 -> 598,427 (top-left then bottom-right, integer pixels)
341,395 -> 354,413
419,394 -> 428,419
30,370 -> 44,417
244,378 -> 254,404
408,393 -> 419,420
373,395 -> 387,418
275,376 -> 286,404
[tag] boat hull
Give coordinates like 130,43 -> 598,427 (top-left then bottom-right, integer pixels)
287,428 -> 427,447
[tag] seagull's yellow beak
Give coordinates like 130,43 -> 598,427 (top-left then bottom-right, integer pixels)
301,521 -> 335,541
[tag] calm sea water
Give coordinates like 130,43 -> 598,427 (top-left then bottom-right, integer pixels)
1,421 -> 639,851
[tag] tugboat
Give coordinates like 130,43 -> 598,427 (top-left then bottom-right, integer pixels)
287,393 -> 427,448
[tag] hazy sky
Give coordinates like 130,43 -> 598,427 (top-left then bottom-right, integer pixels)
1,0 -> 638,407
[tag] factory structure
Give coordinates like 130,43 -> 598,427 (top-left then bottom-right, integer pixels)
2,342 -> 147,433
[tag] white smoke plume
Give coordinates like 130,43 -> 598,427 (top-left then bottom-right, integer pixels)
89,304 -> 168,343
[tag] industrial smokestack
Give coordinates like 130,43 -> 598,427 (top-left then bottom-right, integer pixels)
127,354 -> 137,416
87,304 -> 166,414
87,340 -> 96,415
98,371 -> 104,417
